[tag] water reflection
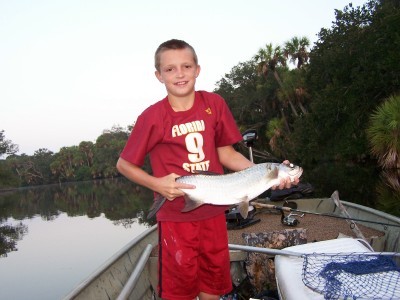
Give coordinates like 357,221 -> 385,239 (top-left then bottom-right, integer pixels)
0,178 -> 155,257
0,221 -> 27,257
1,164 -> 399,259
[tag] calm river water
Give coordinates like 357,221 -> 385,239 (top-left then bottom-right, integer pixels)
0,178 -> 155,300
0,163 -> 398,299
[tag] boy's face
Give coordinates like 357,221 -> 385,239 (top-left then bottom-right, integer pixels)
155,48 -> 200,99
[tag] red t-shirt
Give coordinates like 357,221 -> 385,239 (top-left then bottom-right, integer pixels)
120,91 -> 243,221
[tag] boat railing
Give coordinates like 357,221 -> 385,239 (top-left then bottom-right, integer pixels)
116,243 -> 154,300
229,243 -> 301,257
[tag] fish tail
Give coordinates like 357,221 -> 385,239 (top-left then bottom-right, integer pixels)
147,193 -> 166,219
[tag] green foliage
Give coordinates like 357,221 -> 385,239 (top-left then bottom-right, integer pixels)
266,118 -> 293,159
0,131 -> 20,187
92,125 -> 129,178
6,149 -> 54,186
375,169 -> 400,216
284,37 -> 310,69
50,146 -> 81,182
79,141 -> 95,168
75,166 -> 92,181
1,126 -> 129,187
215,61 -> 260,124
367,94 -> 400,168
294,0 -> 400,163
0,130 -> 19,158
0,160 -> 20,188
215,39 -> 311,158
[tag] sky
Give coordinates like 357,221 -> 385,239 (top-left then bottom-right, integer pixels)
0,0 -> 368,155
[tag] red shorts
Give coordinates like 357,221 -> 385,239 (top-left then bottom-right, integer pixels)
157,214 -> 232,300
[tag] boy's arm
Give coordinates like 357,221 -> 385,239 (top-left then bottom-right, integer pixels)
217,145 -> 254,172
116,158 -> 194,200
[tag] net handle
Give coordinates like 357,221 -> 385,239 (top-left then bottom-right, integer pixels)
229,244 -> 302,257
228,243 -> 400,257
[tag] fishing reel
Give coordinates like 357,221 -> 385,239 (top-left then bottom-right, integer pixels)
280,210 -> 303,226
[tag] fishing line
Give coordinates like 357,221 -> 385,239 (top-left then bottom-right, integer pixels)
253,202 -> 400,229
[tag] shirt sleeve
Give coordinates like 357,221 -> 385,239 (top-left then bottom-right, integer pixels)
213,94 -> 243,147
120,107 -> 163,166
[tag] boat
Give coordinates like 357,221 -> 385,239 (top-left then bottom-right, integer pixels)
62,194 -> 400,300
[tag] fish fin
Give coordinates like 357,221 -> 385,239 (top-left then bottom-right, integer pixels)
147,193 -> 166,219
181,196 -> 204,212
266,165 -> 279,181
238,197 -> 249,219
192,170 -> 220,176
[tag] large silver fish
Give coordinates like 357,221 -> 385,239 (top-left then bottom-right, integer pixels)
147,162 -> 303,219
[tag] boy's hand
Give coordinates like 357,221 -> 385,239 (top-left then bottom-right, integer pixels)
272,160 -> 300,190
157,173 -> 195,200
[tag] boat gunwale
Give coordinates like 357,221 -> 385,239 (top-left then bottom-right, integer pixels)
340,200 -> 400,224
63,225 -> 157,299
282,197 -> 400,225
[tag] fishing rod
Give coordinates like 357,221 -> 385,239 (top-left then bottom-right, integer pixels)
252,202 -> 400,229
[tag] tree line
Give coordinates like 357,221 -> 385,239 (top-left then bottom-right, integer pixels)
1,0 -> 399,189
0,126 -> 134,188
215,0 -> 399,168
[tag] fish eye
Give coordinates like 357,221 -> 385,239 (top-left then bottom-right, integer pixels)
289,163 -> 294,168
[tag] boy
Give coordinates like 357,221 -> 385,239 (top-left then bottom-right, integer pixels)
116,39 -> 297,300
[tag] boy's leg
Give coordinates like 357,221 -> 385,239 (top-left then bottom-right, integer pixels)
198,214 -> 232,296
157,214 -> 232,299
158,221 -> 201,300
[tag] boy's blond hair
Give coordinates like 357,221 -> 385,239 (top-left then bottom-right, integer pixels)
154,39 -> 198,72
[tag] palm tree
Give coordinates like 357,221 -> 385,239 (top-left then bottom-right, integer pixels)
284,36 -> 310,69
281,37 -> 311,115
367,94 -> 400,169
79,141 -> 94,167
253,43 -> 299,123
254,43 -> 287,85
277,70 -> 309,115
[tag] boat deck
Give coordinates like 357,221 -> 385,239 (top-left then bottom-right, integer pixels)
149,209 -> 385,258
227,209 -> 385,246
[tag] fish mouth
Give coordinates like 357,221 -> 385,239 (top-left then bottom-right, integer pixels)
294,167 -> 303,177
288,167 -> 303,178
